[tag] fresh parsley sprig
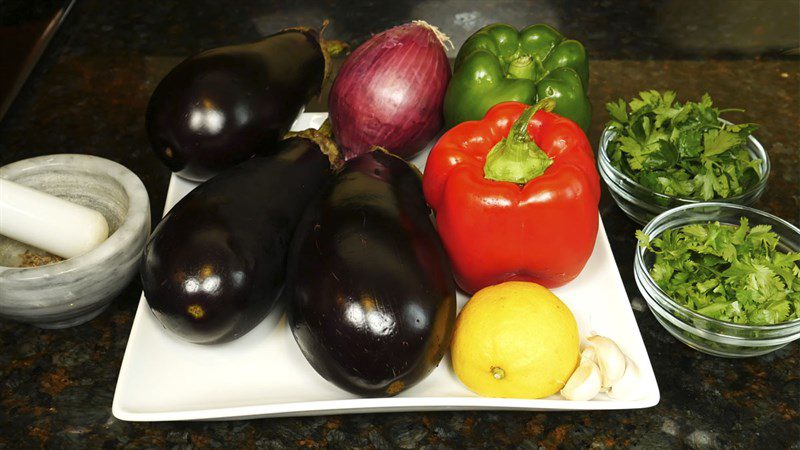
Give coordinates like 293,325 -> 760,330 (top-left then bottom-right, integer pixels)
606,91 -> 762,200
637,218 -> 800,325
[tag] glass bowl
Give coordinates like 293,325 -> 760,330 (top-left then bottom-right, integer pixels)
634,203 -> 800,357
597,124 -> 770,225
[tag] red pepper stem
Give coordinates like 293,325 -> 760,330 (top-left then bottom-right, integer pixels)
484,99 -> 556,184
509,102 -> 538,143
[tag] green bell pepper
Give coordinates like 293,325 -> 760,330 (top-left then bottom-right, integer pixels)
444,23 -> 591,131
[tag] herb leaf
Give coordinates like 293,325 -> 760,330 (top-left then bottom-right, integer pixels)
606,92 -> 761,200
703,129 -> 743,157
637,218 -> 800,325
606,99 -> 629,124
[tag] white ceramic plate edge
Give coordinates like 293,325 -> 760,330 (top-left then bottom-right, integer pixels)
113,291 -> 658,421
112,226 -> 660,422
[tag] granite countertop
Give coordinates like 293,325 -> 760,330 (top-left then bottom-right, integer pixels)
1,1 -> 799,448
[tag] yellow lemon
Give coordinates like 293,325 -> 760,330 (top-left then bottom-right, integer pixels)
451,281 -> 580,398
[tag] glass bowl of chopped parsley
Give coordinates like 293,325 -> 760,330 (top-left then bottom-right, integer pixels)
634,202 -> 800,357
598,91 -> 770,225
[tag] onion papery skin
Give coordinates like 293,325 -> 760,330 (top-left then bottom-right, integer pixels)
329,21 -> 452,160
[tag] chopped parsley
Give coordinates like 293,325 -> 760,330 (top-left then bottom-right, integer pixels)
605,91 -> 762,200
637,218 -> 800,325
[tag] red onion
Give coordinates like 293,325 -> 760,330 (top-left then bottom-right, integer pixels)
329,21 -> 452,160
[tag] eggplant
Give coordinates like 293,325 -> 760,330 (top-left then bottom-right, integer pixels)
286,150 -> 456,397
141,130 -> 341,344
146,27 -> 329,181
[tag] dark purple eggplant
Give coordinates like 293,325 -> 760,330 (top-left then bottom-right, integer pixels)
141,130 -> 341,344
286,149 -> 456,397
146,27 -> 330,181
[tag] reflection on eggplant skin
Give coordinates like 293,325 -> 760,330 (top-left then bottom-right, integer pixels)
145,29 -> 327,182
141,137 -> 336,345
188,103 -> 226,135
339,294 -> 429,337
286,151 -> 456,397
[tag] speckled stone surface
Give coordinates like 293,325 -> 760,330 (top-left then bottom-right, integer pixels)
0,0 -> 798,448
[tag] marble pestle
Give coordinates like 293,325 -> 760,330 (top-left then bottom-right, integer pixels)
0,178 -> 110,259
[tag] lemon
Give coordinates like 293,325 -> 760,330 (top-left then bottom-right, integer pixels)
451,281 -> 580,398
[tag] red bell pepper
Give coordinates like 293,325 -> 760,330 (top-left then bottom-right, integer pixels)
423,99 -> 601,293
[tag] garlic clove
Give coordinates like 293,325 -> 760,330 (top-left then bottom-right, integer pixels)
607,357 -> 643,400
580,346 -> 596,364
586,335 -> 627,390
560,359 -> 602,401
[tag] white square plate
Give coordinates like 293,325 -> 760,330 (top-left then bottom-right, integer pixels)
112,113 -> 660,421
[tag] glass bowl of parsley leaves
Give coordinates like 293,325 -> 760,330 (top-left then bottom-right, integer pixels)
598,91 -> 769,225
635,202 -> 800,357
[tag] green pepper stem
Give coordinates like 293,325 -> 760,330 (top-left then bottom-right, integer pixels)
507,55 -> 546,81
507,55 -> 534,80
483,99 -> 556,184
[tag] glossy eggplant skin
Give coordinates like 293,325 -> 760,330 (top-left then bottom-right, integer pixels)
146,28 -> 327,182
141,136 -> 337,344
286,150 -> 457,397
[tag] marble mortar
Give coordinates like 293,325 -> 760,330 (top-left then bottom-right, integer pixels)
0,154 -> 150,328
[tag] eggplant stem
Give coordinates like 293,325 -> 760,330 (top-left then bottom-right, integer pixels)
318,20 -> 333,87
318,119 -> 333,138
282,22 -> 333,89
366,146 -> 423,180
370,146 -> 420,163
286,127 -> 344,171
